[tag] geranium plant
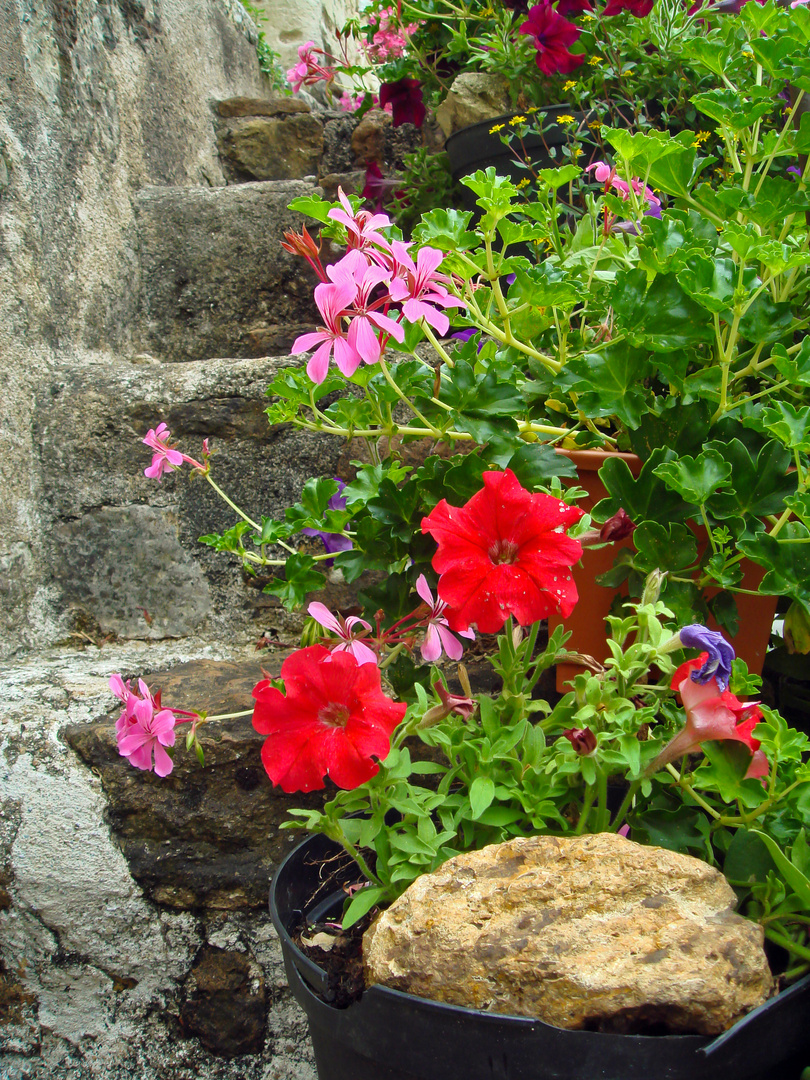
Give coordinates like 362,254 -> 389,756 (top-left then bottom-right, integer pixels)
109,0 -> 810,1001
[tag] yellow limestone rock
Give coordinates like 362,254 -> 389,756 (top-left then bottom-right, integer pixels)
363,834 -> 773,1034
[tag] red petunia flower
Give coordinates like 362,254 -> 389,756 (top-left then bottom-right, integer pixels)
647,653 -> 768,779
518,2 -> 585,76
252,646 -> 406,793
420,469 -> 584,634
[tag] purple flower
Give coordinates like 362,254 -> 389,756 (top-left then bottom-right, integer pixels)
302,479 -> 353,562
677,625 -> 735,692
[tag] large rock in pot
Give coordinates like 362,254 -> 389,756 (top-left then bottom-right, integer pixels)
363,834 -> 773,1034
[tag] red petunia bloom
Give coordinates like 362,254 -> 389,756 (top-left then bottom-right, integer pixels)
601,0 -> 655,16
252,646 -> 406,793
647,653 -> 769,779
518,2 -> 585,76
421,469 -> 584,635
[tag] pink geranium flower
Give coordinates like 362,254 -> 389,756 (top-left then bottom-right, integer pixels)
308,602 -> 378,666
291,274 -> 361,383
111,674 -> 176,777
415,574 -> 475,662
343,260 -> 405,366
328,187 -> 393,253
286,42 -> 335,93
143,423 -> 185,480
388,244 -> 466,336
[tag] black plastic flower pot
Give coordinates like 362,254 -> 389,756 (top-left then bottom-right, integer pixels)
444,106 -> 598,219
270,834 -> 810,1080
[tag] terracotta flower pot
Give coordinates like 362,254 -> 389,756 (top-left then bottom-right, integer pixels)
548,449 -> 778,691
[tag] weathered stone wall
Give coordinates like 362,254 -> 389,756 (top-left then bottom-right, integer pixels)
0,640 -> 319,1080
0,0 -> 348,659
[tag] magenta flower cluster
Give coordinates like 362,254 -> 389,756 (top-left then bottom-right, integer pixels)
291,189 -> 464,384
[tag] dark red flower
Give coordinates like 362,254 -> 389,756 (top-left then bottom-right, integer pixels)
599,507 -> 635,542
556,0 -> 593,15
601,0 -> 654,16
421,469 -> 584,634
563,727 -> 597,754
379,79 -> 426,128
517,3 -> 585,76
252,646 -> 406,793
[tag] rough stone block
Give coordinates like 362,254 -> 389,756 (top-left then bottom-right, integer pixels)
134,181 -> 321,362
55,506 -> 212,639
217,114 -> 324,181
64,657 -> 329,909
215,95 -> 311,118
364,833 -> 774,1035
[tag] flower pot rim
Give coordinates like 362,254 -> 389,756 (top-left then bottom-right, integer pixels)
444,104 -> 595,153
555,446 -> 642,474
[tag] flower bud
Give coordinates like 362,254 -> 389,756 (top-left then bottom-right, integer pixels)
562,727 -> 597,755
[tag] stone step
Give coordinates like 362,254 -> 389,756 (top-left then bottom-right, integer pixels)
37,351 -> 347,645
134,179 -> 322,363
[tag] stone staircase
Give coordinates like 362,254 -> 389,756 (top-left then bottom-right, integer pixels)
0,73 -> 425,1080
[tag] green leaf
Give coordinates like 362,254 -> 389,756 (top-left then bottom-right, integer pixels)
761,402 -> 810,452
653,448 -> 732,506
262,554 -> 326,611
198,520 -> 254,553
412,207 -> 479,251
469,777 -> 496,820
749,830 -> 810,910
595,447 -> 690,525
632,522 -> 698,574
564,347 -> 652,428
738,523 -> 810,603
342,885 -> 387,929
723,828 -> 776,887
703,438 -> 794,521
287,193 -> 336,224
506,442 -> 578,488
612,270 -> 714,351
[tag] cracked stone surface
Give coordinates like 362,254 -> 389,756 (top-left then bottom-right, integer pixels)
0,638 -> 317,1080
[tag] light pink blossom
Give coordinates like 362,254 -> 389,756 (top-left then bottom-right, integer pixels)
143,423 -> 185,480
388,244 -> 465,336
415,574 -> 474,662
286,42 -> 335,93
327,187 -> 393,253
308,602 -> 378,666
334,256 -> 404,366
586,161 -> 660,212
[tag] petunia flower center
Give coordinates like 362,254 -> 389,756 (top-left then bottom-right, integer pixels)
318,701 -> 351,728
488,539 -> 519,565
